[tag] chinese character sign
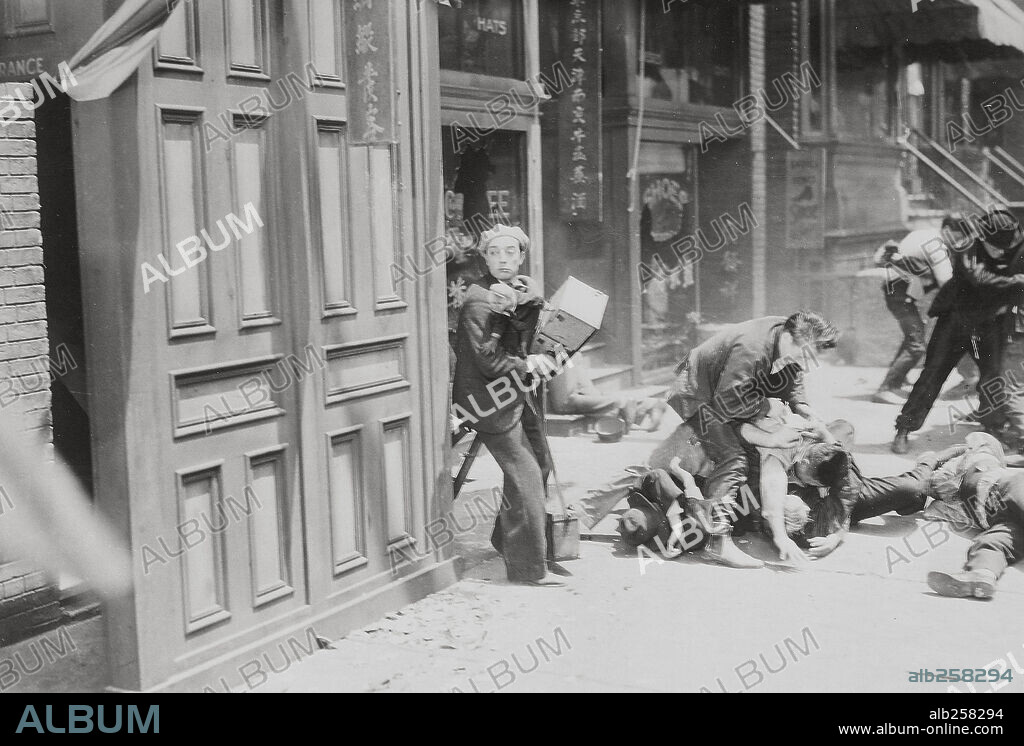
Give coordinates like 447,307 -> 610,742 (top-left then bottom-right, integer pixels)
346,0 -> 394,144
559,0 -> 602,221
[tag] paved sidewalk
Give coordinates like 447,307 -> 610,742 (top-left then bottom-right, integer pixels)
253,364 -> 1024,694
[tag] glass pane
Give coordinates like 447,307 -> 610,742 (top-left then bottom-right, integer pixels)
834,63 -> 891,141
441,127 -> 528,334
439,0 -> 525,79
645,0 -> 741,108
637,144 -> 698,371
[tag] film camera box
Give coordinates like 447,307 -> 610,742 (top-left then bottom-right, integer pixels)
531,276 -> 609,358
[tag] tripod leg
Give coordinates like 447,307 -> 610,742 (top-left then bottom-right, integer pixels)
453,434 -> 483,500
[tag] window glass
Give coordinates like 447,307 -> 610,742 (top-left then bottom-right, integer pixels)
643,0 -> 742,108
439,0 -> 525,79
441,127 -> 528,335
834,52 -> 892,141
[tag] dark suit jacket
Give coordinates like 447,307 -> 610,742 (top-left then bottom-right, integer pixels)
452,275 -> 542,435
667,316 -> 807,425
929,237 -> 1024,319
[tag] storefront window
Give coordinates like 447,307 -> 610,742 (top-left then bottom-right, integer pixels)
439,0 -> 525,80
441,127 -> 528,335
642,0 -> 742,109
834,51 -> 893,141
638,144 -> 699,372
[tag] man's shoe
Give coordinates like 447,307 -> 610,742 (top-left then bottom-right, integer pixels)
699,534 -> 764,569
873,389 -> 906,405
518,576 -> 568,587
927,570 -> 996,599
892,430 -> 911,455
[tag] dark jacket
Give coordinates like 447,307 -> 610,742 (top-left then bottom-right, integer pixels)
452,275 -> 542,435
929,237 -> 1024,320
667,316 -> 808,425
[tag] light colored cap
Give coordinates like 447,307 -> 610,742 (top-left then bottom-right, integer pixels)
478,224 -> 531,254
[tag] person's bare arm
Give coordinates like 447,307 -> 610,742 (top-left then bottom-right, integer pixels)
760,456 -> 809,565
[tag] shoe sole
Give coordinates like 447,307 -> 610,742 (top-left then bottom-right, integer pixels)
927,572 -> 994,599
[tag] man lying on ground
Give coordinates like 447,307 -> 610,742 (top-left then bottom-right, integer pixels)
926,438 -> 1023,600
746,399 -> 968,559
616,458 -> 811,561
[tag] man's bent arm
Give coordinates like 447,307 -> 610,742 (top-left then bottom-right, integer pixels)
760,456 -> 791,541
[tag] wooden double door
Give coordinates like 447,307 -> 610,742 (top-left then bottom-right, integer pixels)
75,1 -> 447,690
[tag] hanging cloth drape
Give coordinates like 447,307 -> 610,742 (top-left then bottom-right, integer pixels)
66,0 -> 184,101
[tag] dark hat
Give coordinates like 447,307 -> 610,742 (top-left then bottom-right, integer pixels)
617,489 -> 668,547
977,206 -> 1024,253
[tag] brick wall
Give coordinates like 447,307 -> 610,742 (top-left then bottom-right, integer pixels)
0,82 -> 61,645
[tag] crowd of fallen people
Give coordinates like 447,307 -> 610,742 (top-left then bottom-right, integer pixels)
449,210 -> 1024,600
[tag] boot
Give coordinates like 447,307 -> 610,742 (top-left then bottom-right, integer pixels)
699,533 -> 764,569
891,429 -> 910,455
927,570 -> 996,599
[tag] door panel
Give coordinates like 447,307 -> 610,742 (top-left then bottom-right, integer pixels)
123,0 -> 430,683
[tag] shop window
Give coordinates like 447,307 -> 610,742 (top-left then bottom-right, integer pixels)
439,0 -> 525,80
642,0 -> 742,109
834,51 -> 893,142
638,144 -> 699,372
441,127 -> 528,335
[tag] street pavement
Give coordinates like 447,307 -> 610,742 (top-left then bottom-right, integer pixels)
254,363 -> 1024,694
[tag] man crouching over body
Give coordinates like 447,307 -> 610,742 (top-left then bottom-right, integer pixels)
665,311 -> 840,567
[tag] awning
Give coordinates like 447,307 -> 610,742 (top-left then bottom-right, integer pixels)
837,0 -> 1024,62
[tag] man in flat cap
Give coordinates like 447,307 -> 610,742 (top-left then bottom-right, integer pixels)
451,225 -> 566,586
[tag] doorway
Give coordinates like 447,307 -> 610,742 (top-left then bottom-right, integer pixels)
37,92 -> 92,495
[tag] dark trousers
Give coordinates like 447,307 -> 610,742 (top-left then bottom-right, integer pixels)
896,311 -> 1003,433
966,474 -> 1024,579
849,461 -> 935,525
800,457 -> 937,538
639,469 -> 713,551
881,290 -> 926,391
998,333 -> 1024,442
480,404 -> 549,582
685,413 -> 747,506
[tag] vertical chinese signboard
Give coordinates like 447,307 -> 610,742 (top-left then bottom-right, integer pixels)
345,0 -> 395,145
559,0 -> 602,222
